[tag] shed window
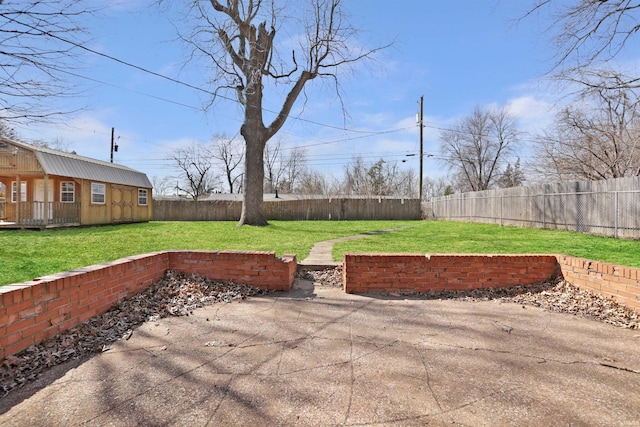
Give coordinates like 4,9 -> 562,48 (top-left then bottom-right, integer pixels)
61,182 -> 75,202
91,183 -> 106,204
11,181 -> 26,203
138,188 -> 148,206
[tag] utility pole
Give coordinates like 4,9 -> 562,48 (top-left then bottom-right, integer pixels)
418,95 -> 424,201
110,127 -> 118,163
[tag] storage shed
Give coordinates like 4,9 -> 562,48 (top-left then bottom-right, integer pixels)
0,137 -> 152,228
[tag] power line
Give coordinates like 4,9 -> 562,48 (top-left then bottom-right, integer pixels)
53,68 -> 206,112
5,14 -> 402,136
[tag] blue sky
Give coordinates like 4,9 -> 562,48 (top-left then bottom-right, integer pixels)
15,1 -> 575,186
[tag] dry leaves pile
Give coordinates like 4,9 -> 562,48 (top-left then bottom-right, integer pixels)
302,268 -> 639,329
0,270 -> 266,397
504,279 -> 640,329
299,267 -> 344,288
388,276 -> 640,330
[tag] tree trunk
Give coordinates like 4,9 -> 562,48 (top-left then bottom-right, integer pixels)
238,112 -> 268,226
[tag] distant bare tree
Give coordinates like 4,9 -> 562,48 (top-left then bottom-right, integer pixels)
264,138 -> 284,194
171,142 -> 219,201
263,139 -> 308,194
531,80 -> 640,181
422,176 -> 449,200
439,106 -> 520,191
0,120 -> 18,139
28,137 -> 73,152
296,169 -> 330,195
343,157 -> 414,197
343,157 -> 370,195
210,133 -> 244,193
394,168 -> 417,198
279,147 -> 307,193
0,1 -> 92,121
151,175 -> 174,197
367,159 -> 394,195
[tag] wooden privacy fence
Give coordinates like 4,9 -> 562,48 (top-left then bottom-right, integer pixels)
425,176 -> 640,239
153,197 -> 422,221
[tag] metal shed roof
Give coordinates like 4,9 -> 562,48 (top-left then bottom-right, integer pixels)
4,138 -> 152,188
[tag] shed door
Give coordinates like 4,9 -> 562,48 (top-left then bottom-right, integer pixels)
34,179 -> 53,220
111,185 -> 134,222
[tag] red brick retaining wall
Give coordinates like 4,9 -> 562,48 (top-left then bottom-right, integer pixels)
343,253 -> 640,314
0,251 -> 296,359
556,255 -> 640,312
343,254 -> 560,294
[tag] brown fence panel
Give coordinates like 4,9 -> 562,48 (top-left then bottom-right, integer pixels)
153,197 -> 421,221
152,199 -> 243,221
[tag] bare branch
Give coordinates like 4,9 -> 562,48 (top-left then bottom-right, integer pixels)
0,0 -> 93,123
529,0 -> 640,87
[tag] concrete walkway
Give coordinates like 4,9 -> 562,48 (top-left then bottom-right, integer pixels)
1,282 -> 639,426
299,227 -> 410,267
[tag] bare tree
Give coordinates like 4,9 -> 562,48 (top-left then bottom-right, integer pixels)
28,137 -> 73,152
343,156 -> 370,195
439,106 -> 520,191
296,169 -> 330,195
0,120 -> 17,139
263,139 -> 308,194
210,133 -> 244,193
279,146 -> 307,193
151,175 -> 174,197
531,79 -> 640,181
172,142 -> 219,201
393,168 -> 417,199
342,157 -> 414,197
527,1 -> 640,89
422,176 -> 449,200
0,1 -> 91,121
177,0 -> 387,225
263,138 -> 283,194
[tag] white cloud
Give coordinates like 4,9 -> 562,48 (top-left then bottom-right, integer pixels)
505,96 -> 553,121
17,113 -> 114,156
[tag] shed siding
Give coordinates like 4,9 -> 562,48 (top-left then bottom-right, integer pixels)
78,179 -> 152,225
0,144 -> 42,175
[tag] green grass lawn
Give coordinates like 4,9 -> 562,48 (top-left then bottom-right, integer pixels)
2,220 -> 639,286
333,221 -> 640,267
0,220 -> 416,286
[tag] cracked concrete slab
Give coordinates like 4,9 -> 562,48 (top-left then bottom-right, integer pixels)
1,282 -> 640,426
